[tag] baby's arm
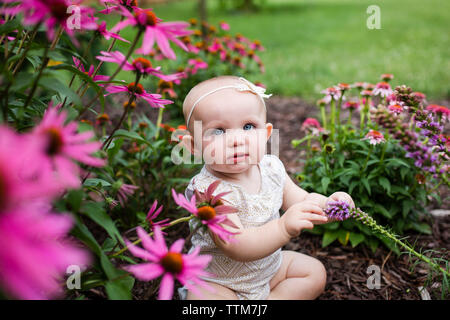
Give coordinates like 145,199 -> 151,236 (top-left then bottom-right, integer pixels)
210,202 -> 327,262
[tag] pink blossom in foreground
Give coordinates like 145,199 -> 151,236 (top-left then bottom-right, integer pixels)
0,207 -> 91,299
32,102 -> 106,188
172,188 -> 239,243
123,226 -> 214,300
362,130 -> 386,145
96,51 -> 182,81
104,82 -> 174,109
111,7 -> 192,59
0,126 -> 64,208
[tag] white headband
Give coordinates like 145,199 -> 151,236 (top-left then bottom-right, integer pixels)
186,77 -> 272,128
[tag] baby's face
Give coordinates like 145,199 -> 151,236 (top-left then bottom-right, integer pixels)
187,87 -> 272,174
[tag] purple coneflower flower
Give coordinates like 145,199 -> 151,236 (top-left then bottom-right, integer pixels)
146,199 -> 170,231
32,102 -> 106,188
372,82 -> 393,98
111,7 -> 192,59
362,130 -> 386,145
104,82 -> 174,109
72,56 -> 109,85
96,51 -> 182,81
123,226 -> 214,300
117,182 -> 139,207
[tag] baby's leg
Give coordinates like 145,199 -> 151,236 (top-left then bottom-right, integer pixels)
186,281 -> 239,300
268,250 -> 326,300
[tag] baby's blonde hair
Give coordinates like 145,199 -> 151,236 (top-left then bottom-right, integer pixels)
182,75 -> 266,134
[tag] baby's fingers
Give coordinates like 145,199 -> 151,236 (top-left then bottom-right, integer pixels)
298,212 -> 328,223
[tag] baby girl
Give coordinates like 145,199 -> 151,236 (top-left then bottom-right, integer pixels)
178,75 -> 355,300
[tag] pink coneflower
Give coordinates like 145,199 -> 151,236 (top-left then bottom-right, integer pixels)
104,82 -> 174,109
219,21 -> 230,31
380,74 -> 394,82
388,104 -> 404,115
337,83 -> 351,92
362,130 -> 386,145
146,200 -> 170,230
352,82 -> 367,90
111,7 -> 192,59
372,82 -> 393,98
0,126 -> 64,208
0,207 -> 91,299
157,80 -> 177,98
2,0 -> 97,44
72,56 -> 109,85
361,89 -> 373,98
343,101 -> 361,110
187,58 -> 208,75
32,102 -> 106,188
96,51 -> 182,81
426,105 -> 450,122
95,21 -> 129,43
172,188 -> 239,243
301,118 -> 323,136
321,86 -> 342,104
412,92 -> 426,103
117,182 -> 139,207
123,226 -> 214,300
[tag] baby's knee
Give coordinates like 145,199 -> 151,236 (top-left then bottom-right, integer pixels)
308,258 -> 327,293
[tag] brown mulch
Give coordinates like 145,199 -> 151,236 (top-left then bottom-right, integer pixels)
81,95 -> 449,300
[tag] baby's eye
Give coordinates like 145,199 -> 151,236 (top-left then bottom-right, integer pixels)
213,128 -> 225,135
243,123 -> 255,130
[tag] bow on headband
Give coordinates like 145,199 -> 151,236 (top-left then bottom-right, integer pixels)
186,77 -> 272,128
235,77 -> 272,99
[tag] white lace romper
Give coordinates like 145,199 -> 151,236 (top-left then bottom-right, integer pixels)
178,154 -> 287,300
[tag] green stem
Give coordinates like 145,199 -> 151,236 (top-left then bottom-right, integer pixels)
351,208 -> 450,279
360,145 -> 373,174
110,215 -> 195,258
320,105 -> 327,131
76,28 -> 143,120
330,99 -> 335,141
154,106 -> 165,140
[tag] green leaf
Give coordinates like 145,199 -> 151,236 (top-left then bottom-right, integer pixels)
38,76 -> 82,106
0,19 -> 20,34
411,222 -> 432,235
71,216 -> 122,280
387,158 -> 410,168
66,189 -> 84,213
83,178 -> 112,188
322,230 -> 339,247
321,176 -> 330,194
361,177 -> 371,195
337,230 -> 350,246
402,200 -> 414,219
374,203 -> 393,219
80,202 -> 124,246
105,275 -> 134,300
349,232 -> 365,247
49,64 -> 105,109
378,177 -> 391,195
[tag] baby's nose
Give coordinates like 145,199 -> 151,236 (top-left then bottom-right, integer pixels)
226,129 -> 247,147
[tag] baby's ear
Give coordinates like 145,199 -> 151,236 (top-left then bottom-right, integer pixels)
265,123 -> 273,140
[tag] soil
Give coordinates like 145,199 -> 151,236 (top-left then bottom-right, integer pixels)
81,95 -> 449,300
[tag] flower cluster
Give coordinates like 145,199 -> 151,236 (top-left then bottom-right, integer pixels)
0,102 -> 107,299
324,200 -> 351,221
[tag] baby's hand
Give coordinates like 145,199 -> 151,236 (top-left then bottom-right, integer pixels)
280,201 -> 328,238
326,192 -> 355,209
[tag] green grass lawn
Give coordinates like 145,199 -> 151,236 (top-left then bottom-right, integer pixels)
105,0 -> 450,103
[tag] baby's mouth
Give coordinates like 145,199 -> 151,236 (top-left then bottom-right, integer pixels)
227,153 -> 249,161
